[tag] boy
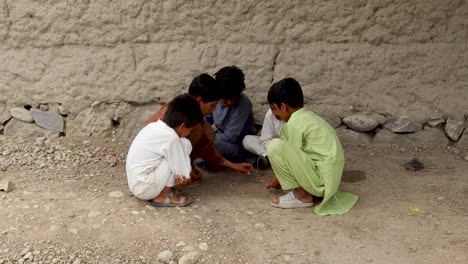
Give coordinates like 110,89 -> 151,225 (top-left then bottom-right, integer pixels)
242,108 -> 284,170
206,66 -> 256,164
266,78 -> 358,215
145,74 -> 253,185
126,94 -> 203,207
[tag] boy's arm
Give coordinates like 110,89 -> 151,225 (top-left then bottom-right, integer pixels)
165,138 -> 191,180
217,96 -> 253,144
260,109 -> 278,143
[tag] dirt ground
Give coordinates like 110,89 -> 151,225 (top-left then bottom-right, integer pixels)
0,137 -> 467,264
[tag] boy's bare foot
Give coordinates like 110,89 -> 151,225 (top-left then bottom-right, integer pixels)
152,186 -> 193,206
266,176 -> 281,189
271,187 -> 313,205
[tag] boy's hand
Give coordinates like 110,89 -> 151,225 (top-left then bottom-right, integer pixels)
175,175 -> 190,185
266,176 -> 281,189
232,162 -> 254,175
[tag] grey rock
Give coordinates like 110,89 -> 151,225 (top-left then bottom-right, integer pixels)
427,115 -> 445,127
67,107 -> 113,137
0,111 -> 11,125
10,107 -> 33,123
343,113 -> 378,132
4,119 -> 56,138
0,180 -> 14,192
374,128 -> 449,146
320,114 -> 341,128
457,131 -> 468,150
157,250 -> 176,263
39,104 -> 49,111
30,109 -> 64,132
368,112 -> 387,125
444,119 -> 465,141
384,116 -> 422,133
336,127 -> 372,145
179,251 -> 201,264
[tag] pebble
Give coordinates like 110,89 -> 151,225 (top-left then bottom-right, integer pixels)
23,252 -> 32,259
254,223 -> 265,229
108,191 -> 124,198
21,246 -> 31,256
178,251 -> 201,264
198,243 -> 208,251
193,214 -> 203,220
88,210 -> 102,218
176,241 -> 186,247
464,154 -> 468,161
157,250 -> 176,263
283,255 -> 291,262
182,245 -> 195,252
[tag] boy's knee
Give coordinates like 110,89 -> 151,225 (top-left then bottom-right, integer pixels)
266,138 -> 284,157
242,135 -> 257,148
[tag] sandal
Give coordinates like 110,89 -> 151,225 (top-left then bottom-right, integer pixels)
151,188 -> 193,207
271,191 -> 314,209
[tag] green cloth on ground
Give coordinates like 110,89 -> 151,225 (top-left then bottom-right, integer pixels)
267,108 -> 358,215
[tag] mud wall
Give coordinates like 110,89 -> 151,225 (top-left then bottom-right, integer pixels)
0,0 -> 467,138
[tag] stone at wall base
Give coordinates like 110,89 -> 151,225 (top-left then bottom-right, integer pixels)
374,128 -> 449,147
342,113 -> 378,132
457,131 -> 468,150
336,127 -> 372,146
4,119 -> 56,138
444,119 -> 465,141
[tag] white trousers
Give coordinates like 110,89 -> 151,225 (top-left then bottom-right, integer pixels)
131,138 -> 192,200
242,135 -> 270,157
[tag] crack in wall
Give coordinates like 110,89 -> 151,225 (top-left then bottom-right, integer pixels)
270,48 -> 280,84
3,0 -> 11,41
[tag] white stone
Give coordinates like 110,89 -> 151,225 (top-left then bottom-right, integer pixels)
10,107 -> 33,123
254,223 -> 265,229
0,180 -> 15,193
87,210 -> 102,218
181,245 -> 195,252
343,113 -> 378,132
157,250 -> 176,263
108,191 -> 124,198
178,251 -> 201,264
198,243 -> 208,251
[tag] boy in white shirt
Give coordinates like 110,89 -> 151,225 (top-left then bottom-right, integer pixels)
126,94 -> 203,207
242,109 -> 283,170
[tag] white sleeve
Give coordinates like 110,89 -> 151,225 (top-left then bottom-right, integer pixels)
164,137 -> 191,180
260,109 -> 278,143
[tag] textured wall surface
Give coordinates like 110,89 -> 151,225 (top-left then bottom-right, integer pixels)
0,0 -> 467,137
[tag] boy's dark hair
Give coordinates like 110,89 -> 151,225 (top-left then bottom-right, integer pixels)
162,93 -> 204,129
267,78 -> 304,108
214,65 -> 245,100
188,74 -> 221,103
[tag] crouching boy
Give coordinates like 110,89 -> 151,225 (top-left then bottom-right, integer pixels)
126,94 -> 203,207
266,78 -> 358,215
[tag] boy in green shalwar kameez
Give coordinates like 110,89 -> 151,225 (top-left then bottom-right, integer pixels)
266,78 -> 358,215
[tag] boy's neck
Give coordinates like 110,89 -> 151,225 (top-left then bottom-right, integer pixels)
287,106 -> 302,115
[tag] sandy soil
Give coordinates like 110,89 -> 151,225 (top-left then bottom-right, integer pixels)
0,137 -> 467,264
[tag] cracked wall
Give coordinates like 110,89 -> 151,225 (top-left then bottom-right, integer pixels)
0,0 -> 467,138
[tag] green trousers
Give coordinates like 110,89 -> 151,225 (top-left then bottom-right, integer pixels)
267,138 -> 358,215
